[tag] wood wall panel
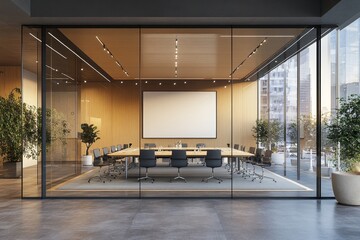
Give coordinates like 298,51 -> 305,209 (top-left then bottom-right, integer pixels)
79,80 -> 257,155
0,66 -> 21,97
233,81 -> 257,149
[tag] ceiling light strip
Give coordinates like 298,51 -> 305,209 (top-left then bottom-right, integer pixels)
175,37 -> 178,78
95,36 -> 129,77
48,32 -> 111,82
220,35 -> 295,38
29,33 -> 67,59
61,72 -> 75,81
229,37 -> 267,77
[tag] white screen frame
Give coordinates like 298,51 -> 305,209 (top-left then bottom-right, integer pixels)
142,91 -> 217,139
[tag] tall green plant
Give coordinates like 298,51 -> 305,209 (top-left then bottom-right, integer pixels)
268,119 -> 283,151
327,95 -> 360,172
80,123 -> 100,156
0,88 -> 71,163
252,119 -> 268,146
0,88 -> 37,162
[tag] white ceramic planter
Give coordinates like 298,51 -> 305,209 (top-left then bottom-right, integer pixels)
82,155 -> 93,166
272,152 -> 284,165
332,172 -> 360,206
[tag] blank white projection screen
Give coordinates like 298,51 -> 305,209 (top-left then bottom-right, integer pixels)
143,91 -> 217,138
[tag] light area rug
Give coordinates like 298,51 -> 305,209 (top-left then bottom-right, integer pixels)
53,163 -> 312,192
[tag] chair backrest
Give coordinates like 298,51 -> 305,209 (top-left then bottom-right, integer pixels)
148,143 -> 156,148
241,145 -> 246,151
263,150 -> 273,164
171,150 -> 188,168
93,148 -> 102,165
205,149 -> 222,168
93,148 -> 101,159
196,143 -> 206,148
139,150 -> 156,168
254,148 -> 264,162
234,144 -> 240,150
103,147 -> 110,155
117,144 -> 122,151
123,144 -> 129,149
110,145 -> 116,153
181,143 -> 188,148
249,147 -> 256,154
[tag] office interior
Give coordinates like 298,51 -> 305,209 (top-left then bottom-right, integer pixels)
21,26 -> 338,198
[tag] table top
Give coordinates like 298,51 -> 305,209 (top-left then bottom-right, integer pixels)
108,147 -> 254,158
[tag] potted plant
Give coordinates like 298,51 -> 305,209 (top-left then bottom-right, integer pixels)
0,88 -> 37,178
327,95 -> 360,205
252,119 -> 283,164
252,119 -> 268,148
268,119 -> 283,164
80,123 -> 100,166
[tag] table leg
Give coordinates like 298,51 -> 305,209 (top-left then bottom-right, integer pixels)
125,157 -> 128,179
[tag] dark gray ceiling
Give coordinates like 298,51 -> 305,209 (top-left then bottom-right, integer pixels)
0,0 -> 360,66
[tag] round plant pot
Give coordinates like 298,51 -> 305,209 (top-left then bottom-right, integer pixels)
332,172 -> 360,206
272,152 -> 284,165
81,155 -> 93,166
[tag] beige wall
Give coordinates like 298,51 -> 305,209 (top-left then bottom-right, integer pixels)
0,66 -> 21,97
80,80 -> 257,155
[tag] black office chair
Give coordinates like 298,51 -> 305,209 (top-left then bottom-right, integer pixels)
196,143 -> 206,148
102,147 -> 112,162
110,145 -> 117,153
252,150 -> 277,183
117,144 -> 122,151
138,150 -> 157,183
170,150 -> 188,182
202,149 -> 223,183
88,148 -> 108,183
181,143 -> 188,148
195,143 -> 206,165
123,144 -> 129,149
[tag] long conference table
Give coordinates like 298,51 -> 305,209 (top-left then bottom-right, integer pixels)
109,147 -> 254,179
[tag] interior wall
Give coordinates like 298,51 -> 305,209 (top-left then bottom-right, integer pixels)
80,80 -> 257,155
0,66 -> 21,164
0,66 -> 21,97
22,69 -> 38,167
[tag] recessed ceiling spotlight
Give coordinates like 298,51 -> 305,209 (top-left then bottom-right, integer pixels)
213,80 -> 216,83
84,80 -> 87,83
184,81 -> 187,84
224,86 -> 227,88
56,82 -> 59,85
120,81 -> 123,84
228,80 -> 231,83
159,83 -> 162,85
81,68 -> 84,71
145,81 -> 148,84
173,82 -> 176,85
35,60 -> 38,63
275,60 -> 278,63
135,82 -> 138,85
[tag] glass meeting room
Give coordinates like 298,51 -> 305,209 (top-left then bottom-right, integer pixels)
21,26 -> 335,198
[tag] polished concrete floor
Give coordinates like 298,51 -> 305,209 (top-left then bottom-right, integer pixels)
1,179 -> 359,240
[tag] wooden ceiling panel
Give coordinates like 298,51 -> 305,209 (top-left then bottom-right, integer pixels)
60,28 -> 305,81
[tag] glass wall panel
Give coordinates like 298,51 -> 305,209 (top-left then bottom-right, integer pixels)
321,30 -> 337,197
21,26 -> 341,198
44,28 -> 140,197
22,27 -> 42,198
139,28 -> 232,197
